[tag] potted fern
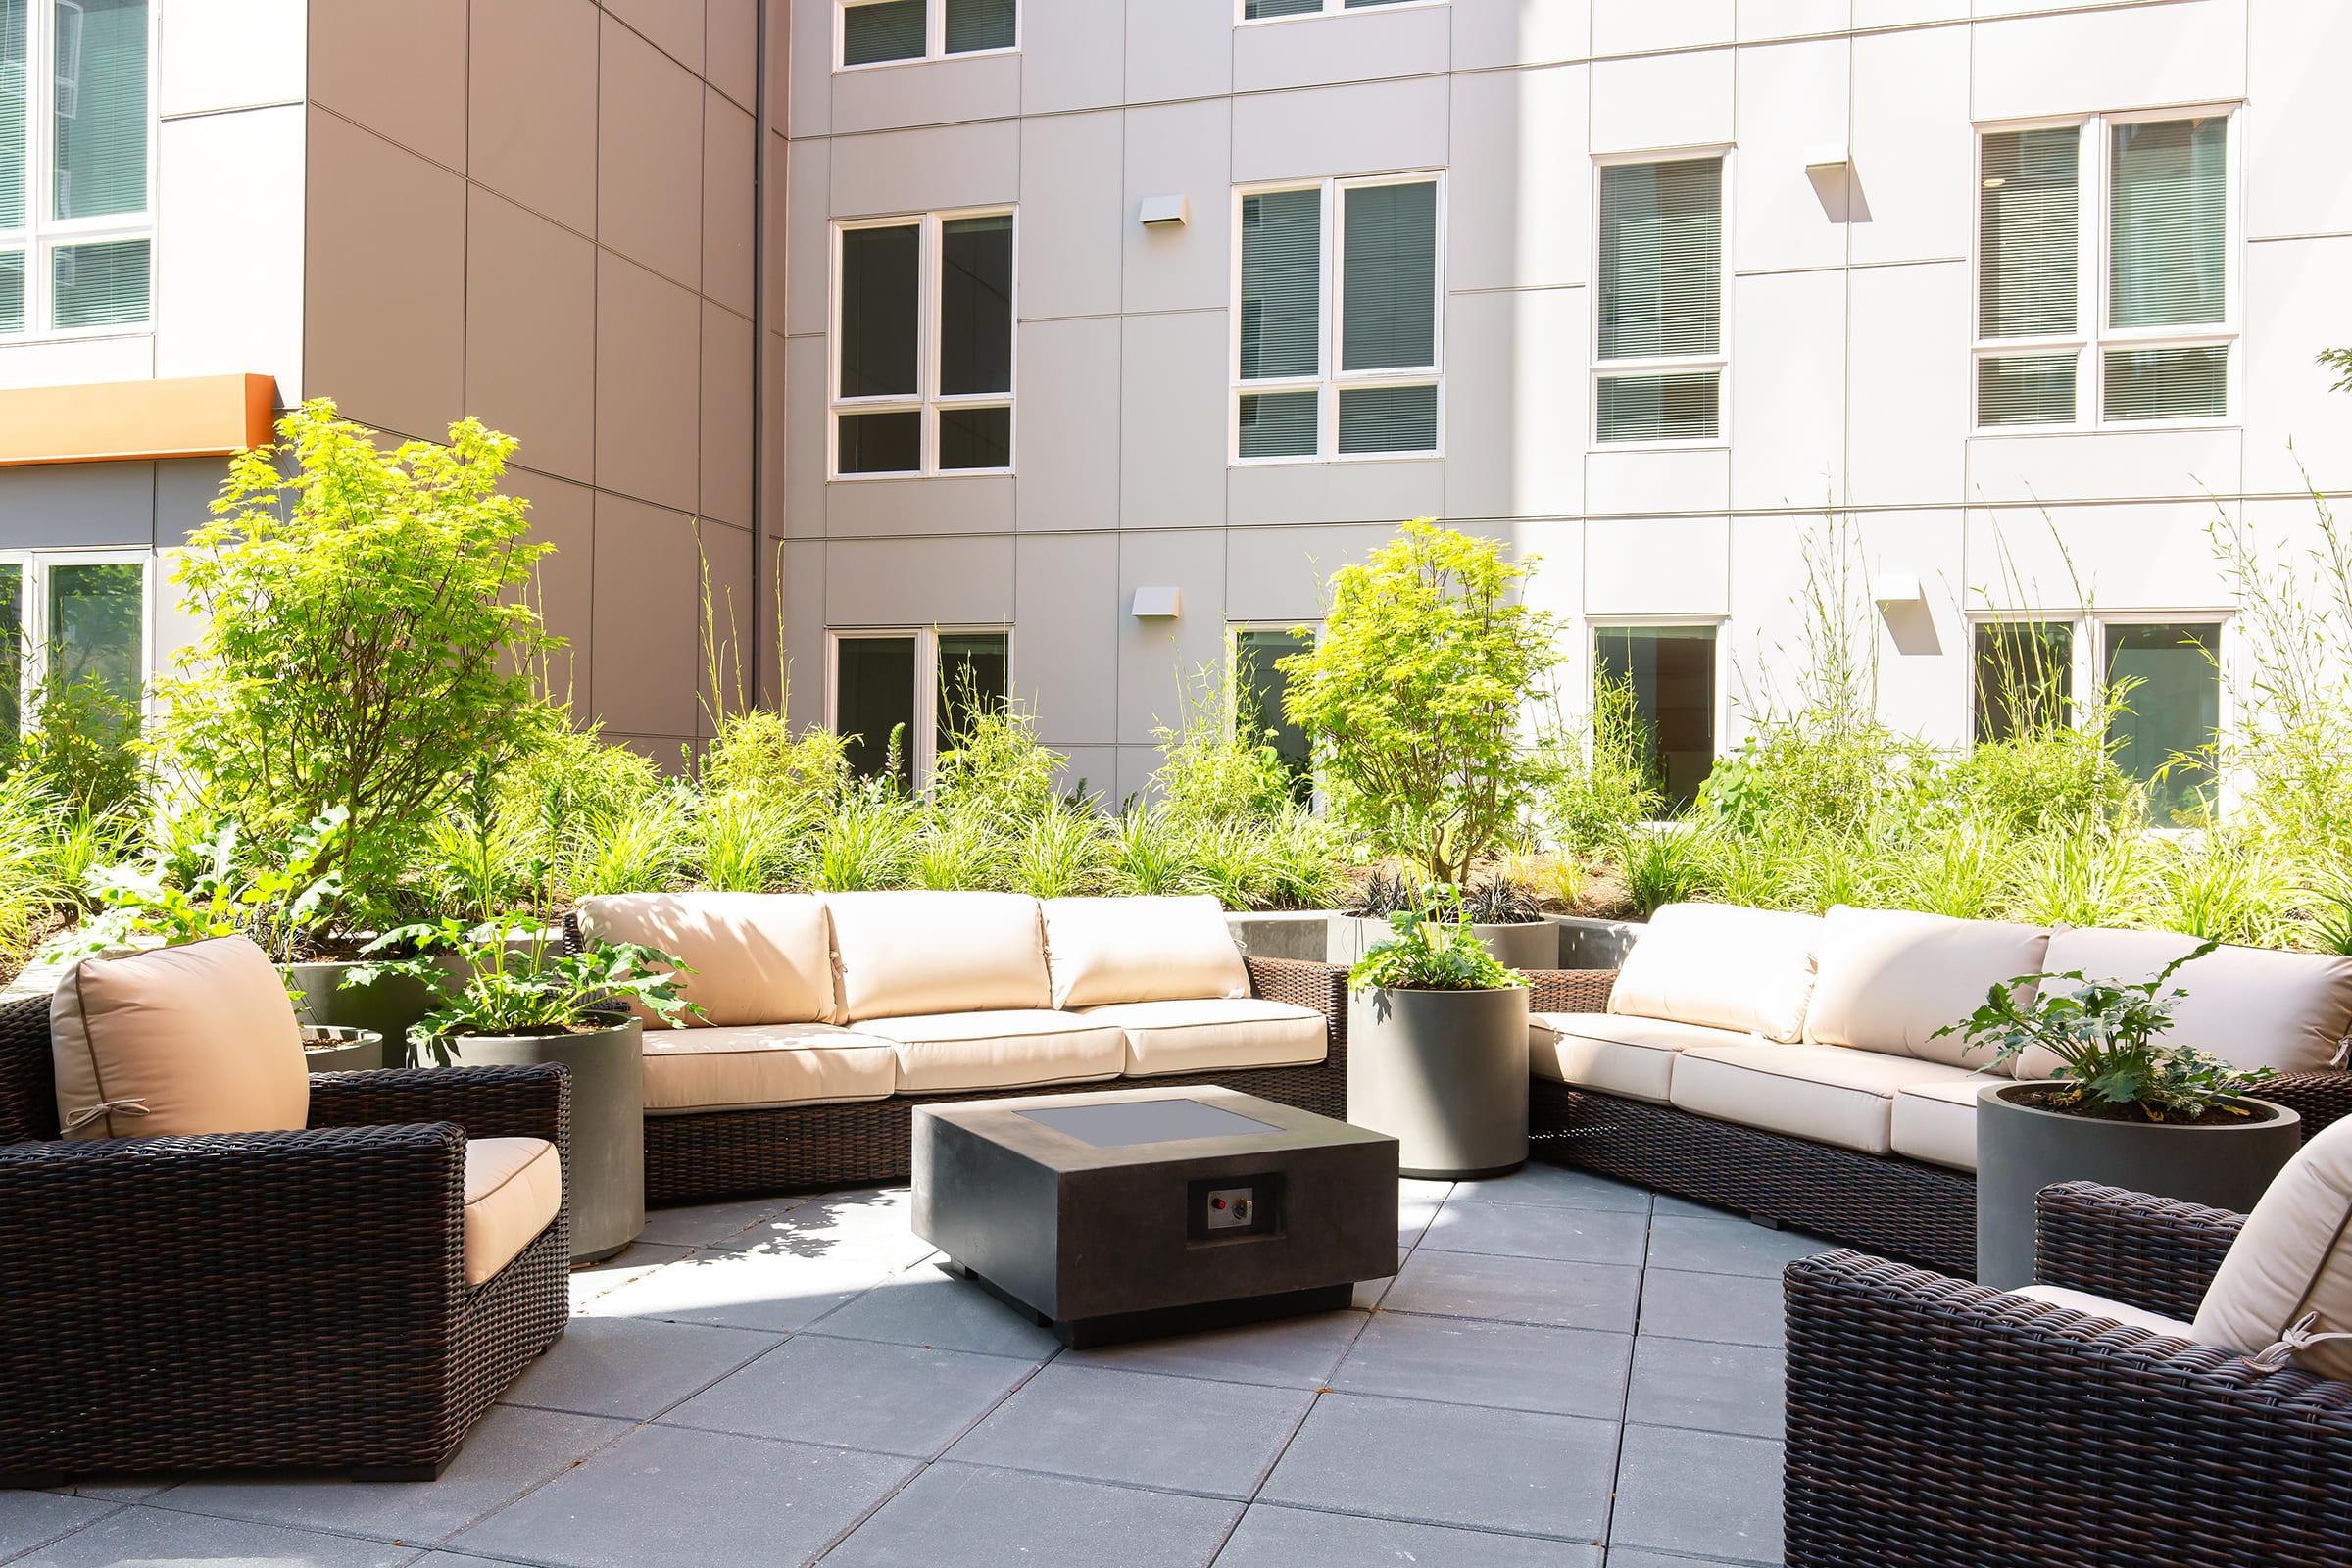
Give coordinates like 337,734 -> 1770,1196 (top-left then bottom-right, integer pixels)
1936,940 -> 2302,1288
1346,885 -> 1531,1179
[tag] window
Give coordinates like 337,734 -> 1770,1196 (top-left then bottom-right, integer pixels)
1240,0 -> 1424,19
1232,625 -> 1314,803
832,210 -> 1013,477
1594,625 -> 1716,809
0,0 -> 151,338
1594,155 -> 1724,444
839,0 -> 1014,68
1233,173 -> 1441,462
2105,621 -> 2221,823
0,551 -> 148,752
1971,619 -> 2074,743
830,627 -> 1009,788
1974,112 -> 2232,428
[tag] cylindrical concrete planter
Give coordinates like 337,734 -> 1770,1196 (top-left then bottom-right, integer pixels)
1330,915 -> 1558,973
1975,1080 -> 2301,1290
441,1014 -> 645,1264
1347,986 -> 1530,1180
285,960 -> 438,1066
300,1025 -> 384,1074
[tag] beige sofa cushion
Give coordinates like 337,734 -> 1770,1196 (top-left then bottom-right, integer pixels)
1805,906 -> 2051,1068
2015,928 -> 2352,1080
50,935 -> 310,1142
1888,1075 -> 2001,1171
1043,895 -> 1250,1009
2014,1283 -> 2195,1340
576,892 -> 840,1026
1530,1012 -> 1757,1104
1608,903 -> 1823,1042
850,1009 -> 1124,1094
2192,1117 -> 2352,1381
826,892 -> 1051,1021
640,1022 -> 899,1115
464,1137 -> 563,1287
1670,1040 -> 1987,1156
1076,997 -> 1326,1077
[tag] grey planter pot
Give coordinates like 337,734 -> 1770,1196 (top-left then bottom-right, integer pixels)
1329,915 -> 1558,973
285,960 -> 439,1066
441,1014 -> 646,1264
1975,1080 -> 2302,1290
300,1025 -> 384,1074
1347,985 -> 1530,1179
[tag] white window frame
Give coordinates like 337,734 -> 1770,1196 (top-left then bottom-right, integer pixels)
0,548 -> 155,725
0,0 -> 158,342
1233,0 -> 1448,24
1228,172 -> 1446,466
828,208 -> 1017,480
835,0 -> 1020,72
1588,145 -> 1734,452
1970,105 -> 2241,433
823,624 -> 1012,786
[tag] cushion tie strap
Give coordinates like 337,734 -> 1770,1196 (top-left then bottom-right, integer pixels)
2247,1311 -> 2352,1372
2331,1032 -> 2349,1069
59,1098 -> 149,1135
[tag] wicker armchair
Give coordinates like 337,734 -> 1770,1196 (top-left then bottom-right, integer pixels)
0,992 -> 570,1485
1784,1182 -> 2352,1567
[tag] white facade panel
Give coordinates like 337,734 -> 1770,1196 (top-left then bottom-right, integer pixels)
156,105 -> 306,395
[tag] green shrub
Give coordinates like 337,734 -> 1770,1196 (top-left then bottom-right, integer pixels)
1254,804 -> 1351,910
1105,804 -> 1193,897
501,722 -> 663,848
14,669 -> 142,816
1187,818 -> 1281,910
694,792 -> 801,893
2147,834 -> 2280,947
913,807 -> 1007,891
701,708 -> 849,815
1150,661 -> 1297,828
811,790 -> 919,892
1536,675 -> 1661,855
1615,823 -> 1719,916
1011,798 -> 1106,898
932,699 -> 1058,829
2005,829 -> 2154,930
561,790 -> 691,898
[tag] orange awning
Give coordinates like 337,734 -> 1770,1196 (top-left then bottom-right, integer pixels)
0,373 -> 277,467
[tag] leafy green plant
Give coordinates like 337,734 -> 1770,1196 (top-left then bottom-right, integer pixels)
811,788 -> 919,892
1252,803 -> 1349,909
1934,939 -> 2269,1122
1535,675 -> 1662,854
913,806 -> 1006,891
560,790 -> 690,898
931,691 -> 1057,829
14,669 -> 142,816
701,707 -> 849,815
1150,659 -> 1298,828
1614,823 -> 1718,916
155,400 -> 559,907
695,792 -> 800,893
44,808 -> 349,966
2149,835 -> 2278,947
1011,797 -> 1105,898
2006,829 -> 2154,930
1348,885 -> 1527,993
1104,804 -> 1192,897
1283,519 -> 1560,885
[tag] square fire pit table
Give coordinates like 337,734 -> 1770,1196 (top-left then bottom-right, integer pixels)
912,1084 -> 1399,1348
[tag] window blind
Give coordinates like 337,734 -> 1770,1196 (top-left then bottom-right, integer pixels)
0,0 -> 24,231
1977,127 -> 2078,340
51,0 -> 145,221
1596,370 -> 1718,443
51,236 -> 144,327
1244,0 -> 1321,18
1341,179 -> 1435,373
1338,384 -> 1436,454
1597,158 -> 1720,361
0,250 -> 20,333
2103,344 -> 2226,421
844,0 -> 925,65
1977,352 -> 2076,427
2111,118 -> 2226,329
939,213 -> 1011,396
1238,389 -> 1316,460
1239,187 -> 1320,382
839,222 -> 918,399
944,0 -> 1013,53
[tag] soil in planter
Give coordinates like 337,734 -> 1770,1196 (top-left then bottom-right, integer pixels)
2006,1083 -> 2280,1127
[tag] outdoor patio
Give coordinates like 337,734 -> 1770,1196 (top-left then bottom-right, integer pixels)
1,1163 -> 1798,1568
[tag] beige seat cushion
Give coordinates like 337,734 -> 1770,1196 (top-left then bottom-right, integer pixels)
849,1009 -> 1124,1094
50,935 -> 310,1142
825,892 -> 1051,1021
1670,1041 -> 1987,1156
1888,1075 -> 2002,1171
640,1022 -> 899,1115
1043,895 -> 1250,1009
1076,997 -> 1326,1077
1608,903 -> 1824,1042
2191,1116 -> 2352,1381
2015,928 -> 2352,1080
575,892 -> 841,1026
1530,1012 -> 1758,1104
464,1137 -> 563,1288
1805,906 -> 2051,1068
2014,1283 -> 2195,1340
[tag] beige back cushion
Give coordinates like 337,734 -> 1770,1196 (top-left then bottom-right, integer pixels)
1043,895 -> 1250,1008
1607,902 -> 1823,1042
825,891 -> 1051,1021
1804,906 -> 2051,1068
2192,1116 -> 2352,1381
2015,928 -> 2352,1080
50,935 -> 311,1141
577,892 -> 840,1026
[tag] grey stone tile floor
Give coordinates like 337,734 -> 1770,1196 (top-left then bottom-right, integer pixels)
4,1163 -> 1819,1567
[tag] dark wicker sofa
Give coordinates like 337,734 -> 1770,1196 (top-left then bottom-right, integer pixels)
1525,967 -> 2352,1277
0,991 -> 570,1485
1785,1182 -> 2352,1567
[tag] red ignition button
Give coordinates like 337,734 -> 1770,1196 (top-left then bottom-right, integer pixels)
1211,1198 -> 1226,1210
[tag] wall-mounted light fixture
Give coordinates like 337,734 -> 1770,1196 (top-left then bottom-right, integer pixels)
1871,573 -> 1924,607
1138,195 -> 1189,228
1131,586 -> 1181,618
1805,146 -> 1868,223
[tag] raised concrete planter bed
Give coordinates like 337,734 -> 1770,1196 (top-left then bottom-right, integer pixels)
1327,913 -> 1557,974
1547,914 -> 1639,968
1223,909 -> 1342,963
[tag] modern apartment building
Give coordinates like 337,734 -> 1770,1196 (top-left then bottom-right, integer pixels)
4,0 -> 2350,812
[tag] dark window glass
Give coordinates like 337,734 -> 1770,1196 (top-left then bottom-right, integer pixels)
1235,627 -> 1314,803
940,214 -> 1012,396
46,561 -> 141,705
837,410 -> 921,474
939,405 -> 1010,470
1337,383 -> 1436,454
1340,179 -> 1436,372
1239,187 -> 1320,382
1595,626 -> 1716,810
843,0 -> 925,65
944,0 -> 1014,53
1595,370 -> 1719,443
2106,622 -> 2221,823
1973,621 -> 2074,743
936,630 -> 1009,758
1238,389 -> 1317,459
1244,0 -> 1320,17
837,635 -> 917,789
839,223 -> 919,399
0,564 -> 21,752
